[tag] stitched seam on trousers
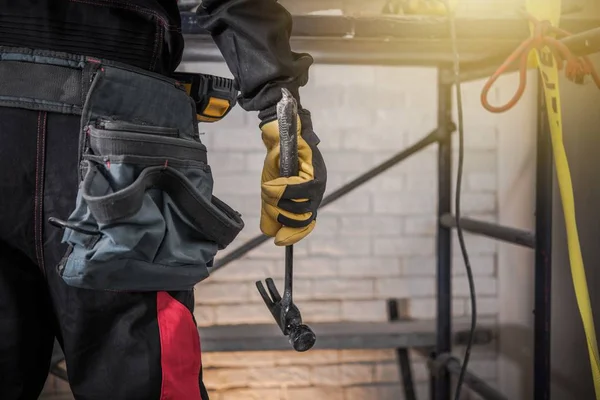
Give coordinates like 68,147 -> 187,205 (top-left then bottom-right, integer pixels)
39,112 -> 47,273
80,67 -> 85,107
159,296 -> 167,399
156,22 -> 163,71
34,112 -> 41,267
150,19 -> 159,71
158,25 -> 165,70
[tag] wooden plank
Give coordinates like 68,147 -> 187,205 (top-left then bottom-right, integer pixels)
198,319 -> 494,352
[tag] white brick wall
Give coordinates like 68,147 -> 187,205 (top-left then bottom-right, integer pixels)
41,61 -> 517,399
188,62 -> 502,400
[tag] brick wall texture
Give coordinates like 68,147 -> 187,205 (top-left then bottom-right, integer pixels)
41,62 -> 517,399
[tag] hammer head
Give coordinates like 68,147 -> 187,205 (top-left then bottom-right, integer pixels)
289,324 -> 317,352
256,278 -> 316,352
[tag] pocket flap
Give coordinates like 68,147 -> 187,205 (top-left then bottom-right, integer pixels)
88,126 -> 207,163
81,161 -> 244,248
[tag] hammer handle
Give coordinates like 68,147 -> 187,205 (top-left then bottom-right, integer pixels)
276,88 -> 298,321
277,88 -> 299,179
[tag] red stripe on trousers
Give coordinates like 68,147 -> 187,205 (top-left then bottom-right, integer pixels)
157,292 -> 202,400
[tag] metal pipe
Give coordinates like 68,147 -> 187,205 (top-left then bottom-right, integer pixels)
440,214 -> 535,248
398,348 -> 417,400
435,70 -> 453,400
210,128 -> 439,272
181,14 -> 600,66
181,12 -> 598,43
428,354 -> 509,400
387,300 -> 417,400
561,27 -> 600,57
181,36 -> 509,67
320,129 -> 440,207
533,75 -> 553,400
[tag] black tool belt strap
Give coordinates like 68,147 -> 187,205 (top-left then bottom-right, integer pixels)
0,46 -> 95,115
0,46 -> 200,143
81,162 -> 244,249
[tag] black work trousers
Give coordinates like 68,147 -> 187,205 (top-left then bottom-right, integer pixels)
0,109 -> 209,399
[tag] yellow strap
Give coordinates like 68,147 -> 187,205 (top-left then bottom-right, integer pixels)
526,1 -> 600,397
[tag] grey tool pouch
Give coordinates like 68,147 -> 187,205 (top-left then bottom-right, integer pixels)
56,63 -> 244,291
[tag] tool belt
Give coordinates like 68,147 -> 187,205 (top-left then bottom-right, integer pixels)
0,46 -> 244,291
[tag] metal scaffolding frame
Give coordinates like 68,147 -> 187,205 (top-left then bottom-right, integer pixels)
49,11 -> 600,400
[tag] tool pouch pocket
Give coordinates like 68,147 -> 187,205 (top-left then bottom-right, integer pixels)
58,121 -> 244,291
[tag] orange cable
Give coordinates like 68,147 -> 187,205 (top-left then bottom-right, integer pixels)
480,12 -> 600,113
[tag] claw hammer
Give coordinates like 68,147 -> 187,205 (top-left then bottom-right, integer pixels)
256,88 -> 317,352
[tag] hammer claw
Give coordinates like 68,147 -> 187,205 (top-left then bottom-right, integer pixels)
256,281 -> 274,307
265,278 -> 282,302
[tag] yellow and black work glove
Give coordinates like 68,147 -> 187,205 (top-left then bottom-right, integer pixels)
260,109 -> 327,246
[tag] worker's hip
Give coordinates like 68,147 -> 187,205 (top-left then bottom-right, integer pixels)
0,46 -> 244,291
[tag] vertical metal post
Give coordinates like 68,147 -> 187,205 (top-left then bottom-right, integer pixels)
435,68 -> 453,400
387,300 -> 417,400
534,80 -> 553,400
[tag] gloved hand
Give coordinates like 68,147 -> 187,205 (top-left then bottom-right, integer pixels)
260,109 -> 327,246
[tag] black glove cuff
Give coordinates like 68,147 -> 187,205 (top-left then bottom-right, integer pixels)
298,109 -> 320,146
258,106 -> 277,126
257,75 -> 309,126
